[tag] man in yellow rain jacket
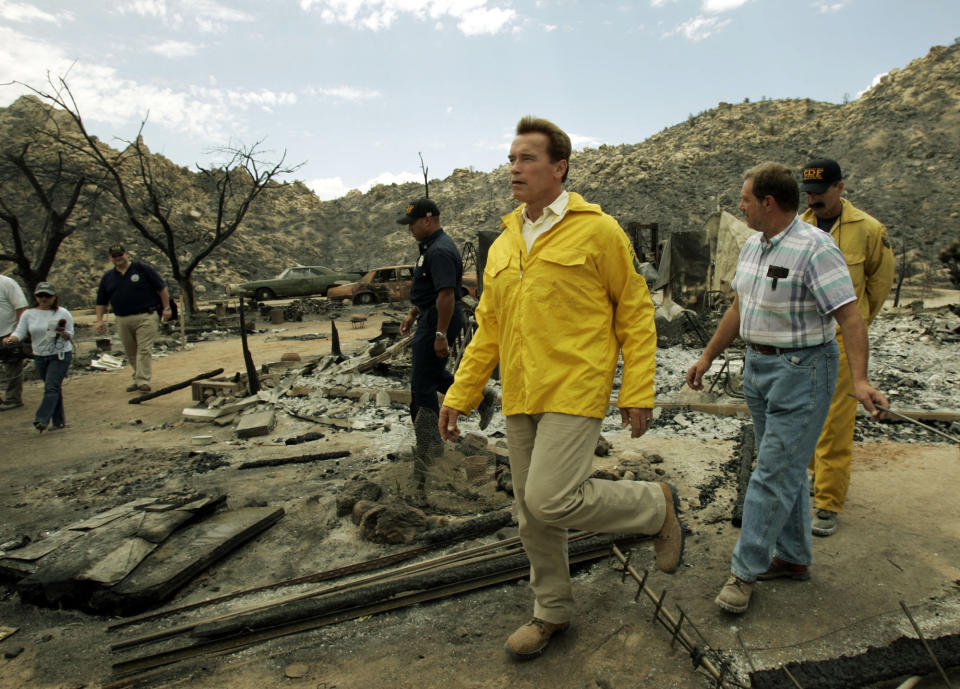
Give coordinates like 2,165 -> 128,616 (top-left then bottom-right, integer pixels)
800,158 -> 895,537
439,117 -> 683,660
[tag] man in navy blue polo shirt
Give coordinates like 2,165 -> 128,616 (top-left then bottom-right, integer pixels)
95,244 -> 172,392
397,198 -> 467,485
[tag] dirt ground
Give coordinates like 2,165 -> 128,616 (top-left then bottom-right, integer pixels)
1,305 -> 958,689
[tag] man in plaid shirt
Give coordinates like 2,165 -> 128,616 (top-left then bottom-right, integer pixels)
686,162 -> 888,614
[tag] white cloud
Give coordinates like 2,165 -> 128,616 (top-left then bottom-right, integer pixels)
812,0 -> 848,12
148,39 -> 200,58
569,133 -> 603,149
457,6 -> 516,35
116,0 -> 252,32
649,0 -> 676,7
0,25 -> 76,87
117,0 -> 169,20
0,0 -> 69,23
543,23 -> 558,32
667,14 -> 730,40
307,170 -> 420,200
191,0 -> 253,32
299,0 -> 518,36
306,176 -> 353,200
0,26 -> 296,143
303,85 -> 382,101
702,0 -> 749,12
857,71 -> 888,98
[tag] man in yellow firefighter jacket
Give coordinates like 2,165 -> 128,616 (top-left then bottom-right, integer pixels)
439,117 -> 684,660
799,158 -> 895,537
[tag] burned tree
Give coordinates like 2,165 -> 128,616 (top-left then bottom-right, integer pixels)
14,77 -> 302,317
0,97 -> 105,294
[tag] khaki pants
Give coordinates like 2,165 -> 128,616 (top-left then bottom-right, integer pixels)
809,335 -> 856,514
506,412 -> 667,624
117,312 -> 158,386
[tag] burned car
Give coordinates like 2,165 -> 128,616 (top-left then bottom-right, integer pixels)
326,265 -> 415,304
227,266 -> 363,301
327,266 -> 478,305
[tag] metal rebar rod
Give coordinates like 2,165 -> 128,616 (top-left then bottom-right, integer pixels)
847,393 -> 960,444
634,568 -> 649,602
652,589 -> 667,622
611,545 -> 727,685
899,600 -> 956,689
735,630 -> 758,673
671,609 -> 686,649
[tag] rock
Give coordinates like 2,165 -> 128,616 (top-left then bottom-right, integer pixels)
359,502 -> 427,544
280,352 -> 301,362
351,500 -> 379,525
337,478 -> 383,517
594,435 -> 612,457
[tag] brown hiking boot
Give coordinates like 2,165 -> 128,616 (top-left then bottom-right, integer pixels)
504,618 -> 569,659
654,482 -> 684,573
715,575 -> 754,614
757,557 -> 810,581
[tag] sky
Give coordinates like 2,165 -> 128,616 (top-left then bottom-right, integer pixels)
1,1 -> 958,201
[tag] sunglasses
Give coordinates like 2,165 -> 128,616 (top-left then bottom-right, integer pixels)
110,253 -> 125,258
36,293 -> 54,298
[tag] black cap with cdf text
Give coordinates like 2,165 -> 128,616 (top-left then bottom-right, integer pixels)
396,198 -> 440,225
799,158 -> 843,194
108,244 -> 126,255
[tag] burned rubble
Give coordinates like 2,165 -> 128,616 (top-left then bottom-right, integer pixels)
0,290 -> 957,689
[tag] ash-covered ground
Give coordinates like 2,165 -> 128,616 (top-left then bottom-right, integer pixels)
260,299 -> 959,454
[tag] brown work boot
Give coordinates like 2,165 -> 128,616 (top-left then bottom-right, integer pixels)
715,575 -> 753,614
504,618 -> 569,659
757,557 -> 810,581
654,482 -> 684,573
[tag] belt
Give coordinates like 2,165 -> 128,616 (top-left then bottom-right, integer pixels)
748,343 -> 801,355
118,309 -> 155,317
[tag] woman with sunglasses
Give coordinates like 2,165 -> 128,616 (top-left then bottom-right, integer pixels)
2,282 -> 75,432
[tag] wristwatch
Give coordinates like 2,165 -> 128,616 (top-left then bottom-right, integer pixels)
435,332 -> 447,340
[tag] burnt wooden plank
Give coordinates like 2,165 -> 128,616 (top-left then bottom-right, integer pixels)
79,537 -> 157,585
89,506 -> 284,616
16,512 -> 149,607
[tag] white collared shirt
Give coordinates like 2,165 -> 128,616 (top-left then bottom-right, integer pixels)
521,190 -> 569,253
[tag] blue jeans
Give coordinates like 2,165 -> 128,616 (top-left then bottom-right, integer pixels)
410,304 -> 464,417
33,352 -> 71,427
731,340 -> 838,581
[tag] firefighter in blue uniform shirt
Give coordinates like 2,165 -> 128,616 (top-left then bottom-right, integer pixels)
398,198 -> 464,425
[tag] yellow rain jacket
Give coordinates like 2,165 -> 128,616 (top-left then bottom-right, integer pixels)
442,192 -> 656,419
800,198 -> 894,325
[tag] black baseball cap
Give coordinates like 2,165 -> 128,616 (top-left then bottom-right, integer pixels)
799,159 -> 843,193
396,198 -> 440,225
108,244 -> 126,255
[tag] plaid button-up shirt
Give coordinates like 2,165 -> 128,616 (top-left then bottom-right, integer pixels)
733,216 -> 856,348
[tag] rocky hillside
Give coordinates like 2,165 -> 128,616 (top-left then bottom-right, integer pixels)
2,43 -> 958,306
